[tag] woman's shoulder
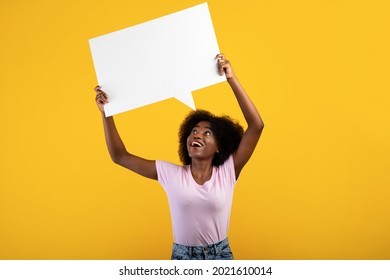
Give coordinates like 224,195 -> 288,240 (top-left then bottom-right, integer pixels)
156,160 -> 187,173
155,160 -> 189,186
215,154 -> 236,183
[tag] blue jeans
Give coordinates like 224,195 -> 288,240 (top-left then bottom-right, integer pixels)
171,238 -> 234,260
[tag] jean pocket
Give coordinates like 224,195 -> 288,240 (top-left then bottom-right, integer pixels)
218,244 -> 234,260
171,253 -> 184,260
171,245 -> 190,260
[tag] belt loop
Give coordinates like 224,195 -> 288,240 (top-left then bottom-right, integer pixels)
189,247 -> 193,259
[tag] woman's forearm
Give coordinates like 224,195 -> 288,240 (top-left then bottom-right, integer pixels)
228,76 -> 264,131
102,114 -> 128,163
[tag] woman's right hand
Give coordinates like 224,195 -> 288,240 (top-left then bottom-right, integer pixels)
94,85 -> 108,113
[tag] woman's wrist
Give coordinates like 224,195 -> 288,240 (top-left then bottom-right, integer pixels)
227,74 -> 239,85
101,111 -> 108,119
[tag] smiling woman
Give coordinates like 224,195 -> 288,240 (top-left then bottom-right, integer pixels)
179,110 -> 244,167
94,53 -> 264,260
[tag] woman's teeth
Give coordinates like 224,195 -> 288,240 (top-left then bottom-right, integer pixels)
192,141 -> 202,147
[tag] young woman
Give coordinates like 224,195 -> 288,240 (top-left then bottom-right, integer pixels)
94,54 -> 264,260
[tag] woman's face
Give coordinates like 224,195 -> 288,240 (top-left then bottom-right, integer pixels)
187,121 -> 219,162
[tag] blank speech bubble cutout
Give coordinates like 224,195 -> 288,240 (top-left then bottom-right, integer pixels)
89,2 -> 225,117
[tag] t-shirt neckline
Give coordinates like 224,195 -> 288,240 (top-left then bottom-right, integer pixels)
188,165 -> 216,187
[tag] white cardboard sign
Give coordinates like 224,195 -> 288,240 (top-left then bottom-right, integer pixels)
89,2 -> 225,117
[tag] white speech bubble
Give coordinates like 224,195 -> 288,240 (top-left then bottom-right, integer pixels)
89,2 -> 225,117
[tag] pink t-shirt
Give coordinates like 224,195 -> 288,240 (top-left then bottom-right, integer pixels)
156,155 -> 237,246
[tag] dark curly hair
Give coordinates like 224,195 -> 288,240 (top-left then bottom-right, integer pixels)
178,110 -> 244,166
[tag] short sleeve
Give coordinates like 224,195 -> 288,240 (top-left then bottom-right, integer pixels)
217,154 -> 237,187
155,160 -> 181,191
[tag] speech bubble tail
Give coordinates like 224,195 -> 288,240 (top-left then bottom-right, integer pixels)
175,91 -> 196,110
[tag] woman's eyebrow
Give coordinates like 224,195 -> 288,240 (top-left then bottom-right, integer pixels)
192,124 -> 213,131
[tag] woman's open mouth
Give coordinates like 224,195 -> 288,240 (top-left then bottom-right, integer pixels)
190,141 -> 203,147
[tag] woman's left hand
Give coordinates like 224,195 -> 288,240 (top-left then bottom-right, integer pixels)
215,53 -> 235,79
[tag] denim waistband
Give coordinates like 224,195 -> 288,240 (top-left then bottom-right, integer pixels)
173,238 -> 230,258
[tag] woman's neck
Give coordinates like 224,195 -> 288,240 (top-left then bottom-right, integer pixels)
190,160 -> 213,185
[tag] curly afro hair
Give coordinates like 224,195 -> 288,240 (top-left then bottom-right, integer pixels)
178,110 -> 244,166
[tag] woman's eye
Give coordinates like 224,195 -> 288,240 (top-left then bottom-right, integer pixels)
205,131 -> 211,136
192,130 -> 197,134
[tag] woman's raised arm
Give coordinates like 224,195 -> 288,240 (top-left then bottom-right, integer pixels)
215,54 -> 264,178
94,86 -> 157,180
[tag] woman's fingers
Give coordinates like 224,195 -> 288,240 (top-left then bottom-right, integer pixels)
98,95 -> 108,104
94,85 -> 108,110
217,59 -> 231,75
215,53 -> 225,60
215,54 -> 235,79
97,92 -> 108,102
95,86 -> 108,98
217,58 -> 224,74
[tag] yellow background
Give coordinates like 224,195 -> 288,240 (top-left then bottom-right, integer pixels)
1,0 -> 389,259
